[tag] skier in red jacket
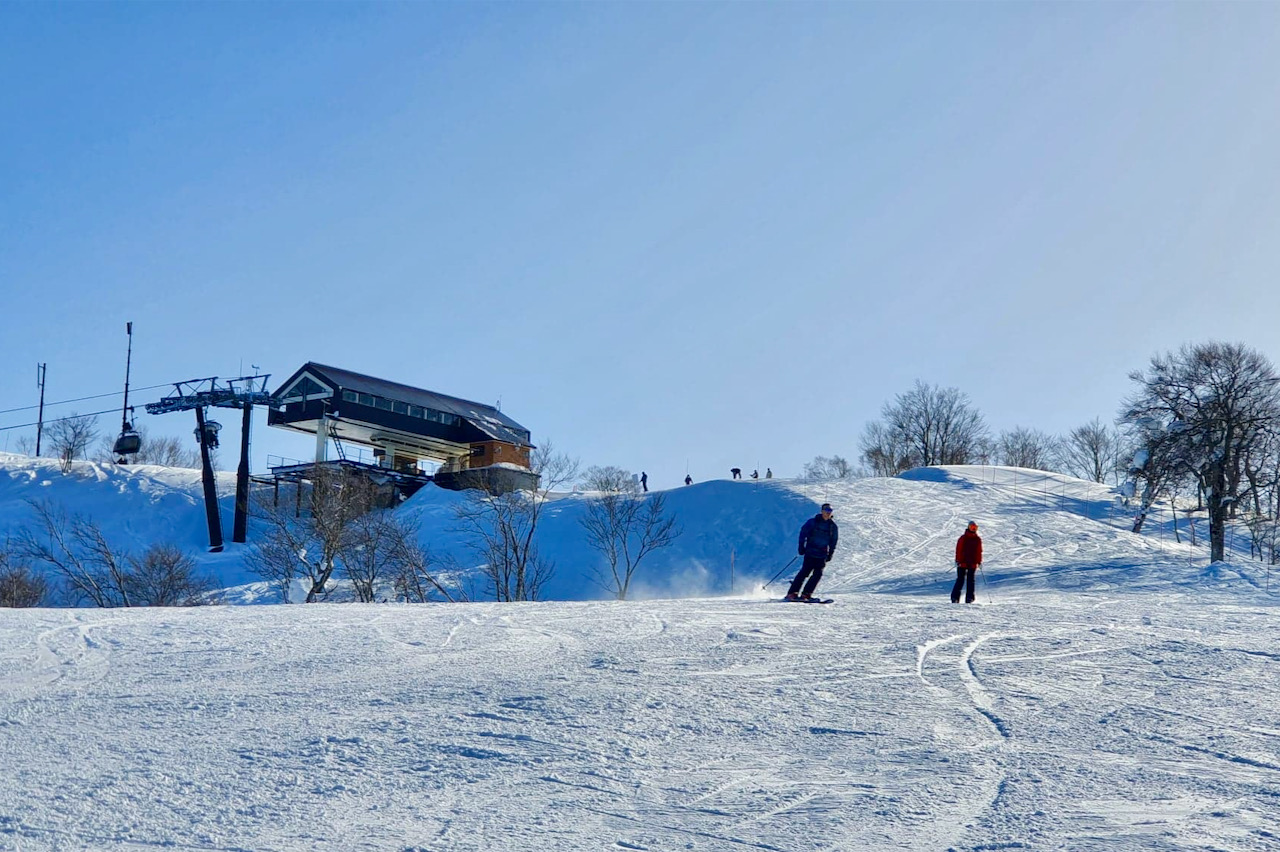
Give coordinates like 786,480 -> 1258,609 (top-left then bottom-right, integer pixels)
952,521 -> 983,604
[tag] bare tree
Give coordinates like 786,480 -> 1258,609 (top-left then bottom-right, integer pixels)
454,440 -> 578,601
997,427 -> 1060,471
388,519 -> 455,603
18,500 -> 132,606
1058,418 -> 1122,484
1122,342 -> 1280,561
0,548 -> 49,607
577,465 -> 638,493
1121,425 -> 1190,535
579,466 -> 682,600
860,381 -> 988,474
246,465 -> 382,602
125,544 -> 218,606
801,455 -> 855,481
16,501 -> 211,606
858,421 -> 915,477
14,434 -> 35,456
342,509 -> 453,603
45,413 -> 99,472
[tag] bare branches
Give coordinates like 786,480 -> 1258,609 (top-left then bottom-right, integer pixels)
455,440 -> 578,601
0,547 -> 49,607
1121,342 -> 1280,561
125,544 -> 218,606
247,465 -> 382,603
45,413 -> 99,472
861,381 -> 988,475
580,475 -> 682,600
997,427 -> 1060,471
801,455 -> 855,482
16,500 -> 212,606
1058,418 -> 1122,484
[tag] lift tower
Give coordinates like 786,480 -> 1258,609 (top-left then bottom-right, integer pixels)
145,375 -> 272,551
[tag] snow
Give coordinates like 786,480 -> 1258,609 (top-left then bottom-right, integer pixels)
2,455 -> 1280,849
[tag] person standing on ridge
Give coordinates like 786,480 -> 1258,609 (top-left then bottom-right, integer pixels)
731,468 -> 742,480
684,474 -> 692,486
786,503 -> 838,601
765,468 -> 772,479
640,471 -> 648,492
750,469 -> 759,480
952,521 -> 983,604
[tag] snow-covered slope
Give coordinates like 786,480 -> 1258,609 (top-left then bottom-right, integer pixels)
3,590 -> 1279,849
3,455 -> 1279,849
1,453 -> 1269,602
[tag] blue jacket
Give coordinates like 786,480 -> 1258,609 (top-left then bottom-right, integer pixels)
798,514 -> 839,560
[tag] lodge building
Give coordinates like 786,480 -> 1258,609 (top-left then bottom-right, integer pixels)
266,362 -> 537,494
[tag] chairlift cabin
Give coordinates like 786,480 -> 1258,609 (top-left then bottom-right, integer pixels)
195,420 -> 222,449
113,427 -> 141,457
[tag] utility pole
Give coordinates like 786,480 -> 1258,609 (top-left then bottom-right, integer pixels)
35,363 -> 46,456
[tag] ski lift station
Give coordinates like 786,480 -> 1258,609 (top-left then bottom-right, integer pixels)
266,362 -> 538,495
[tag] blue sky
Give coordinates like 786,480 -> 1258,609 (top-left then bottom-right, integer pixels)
3,3 -> 1280,488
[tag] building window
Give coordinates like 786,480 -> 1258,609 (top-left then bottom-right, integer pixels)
409,405 -> 424,418
375,397 -> 393,411
358,393 -> 374,407
393,401 -> 409,415
342,390 -> 358,403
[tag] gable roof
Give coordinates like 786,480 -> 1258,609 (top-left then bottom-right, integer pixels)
274,362 -> 533,447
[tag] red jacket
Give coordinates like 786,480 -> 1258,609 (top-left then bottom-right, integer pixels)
955,530 -> 982,569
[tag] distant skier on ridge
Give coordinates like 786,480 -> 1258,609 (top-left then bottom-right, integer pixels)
952,521 -> 983,604
786,503 -> 838,601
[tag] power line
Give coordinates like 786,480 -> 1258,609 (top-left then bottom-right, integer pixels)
0,382 -> 173,416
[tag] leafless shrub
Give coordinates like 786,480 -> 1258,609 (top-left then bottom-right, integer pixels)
0,548 -> 49,607
18,500 -> 132,606
125,543 -> 218,606
16,501 -> 210,606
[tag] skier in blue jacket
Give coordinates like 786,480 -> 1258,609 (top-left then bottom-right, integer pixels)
786,503 -> 838,601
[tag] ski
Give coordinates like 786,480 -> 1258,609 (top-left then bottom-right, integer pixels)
779,598 -> 834,605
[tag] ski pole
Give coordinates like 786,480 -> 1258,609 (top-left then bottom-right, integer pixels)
763,556 -> 799,590
978,565 -> 994,603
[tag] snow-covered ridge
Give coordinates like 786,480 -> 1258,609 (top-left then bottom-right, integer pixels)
0,452 -> 1268,603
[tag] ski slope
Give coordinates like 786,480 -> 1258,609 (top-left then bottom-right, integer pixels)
2,457 -> 1279,849
2,591 -> 1279,850
3,453 -> 1265,603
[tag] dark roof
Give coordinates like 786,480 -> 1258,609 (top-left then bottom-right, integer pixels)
281,362 -> 532,447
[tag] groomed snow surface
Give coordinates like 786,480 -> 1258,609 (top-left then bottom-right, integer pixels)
2,458 -> 1279,850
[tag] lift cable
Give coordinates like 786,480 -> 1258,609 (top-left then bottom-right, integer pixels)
0,405 -> 138,433
0,382 -> 174,417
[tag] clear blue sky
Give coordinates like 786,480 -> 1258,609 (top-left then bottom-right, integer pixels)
3,2 -> 1280,487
